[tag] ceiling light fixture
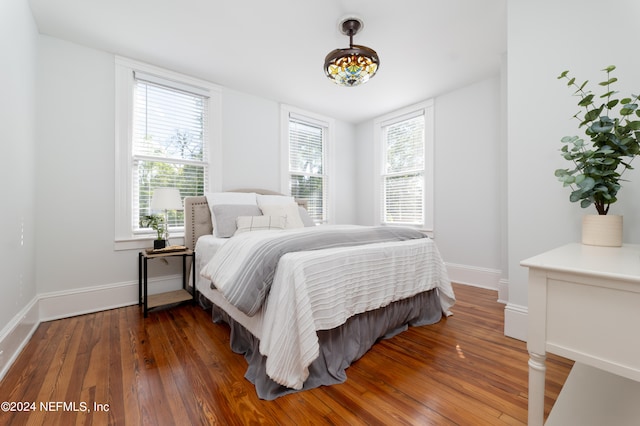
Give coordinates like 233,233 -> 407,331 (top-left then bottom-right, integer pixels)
324,17 -> 380,87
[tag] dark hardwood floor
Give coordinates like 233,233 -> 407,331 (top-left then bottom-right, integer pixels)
0,284 -> 572,425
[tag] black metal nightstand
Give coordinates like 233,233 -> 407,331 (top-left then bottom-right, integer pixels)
138,248 -> 196,317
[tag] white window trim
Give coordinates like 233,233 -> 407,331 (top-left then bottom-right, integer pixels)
280,104 -> 335,224
114,56 -> 222,250
373,100 -> 434,235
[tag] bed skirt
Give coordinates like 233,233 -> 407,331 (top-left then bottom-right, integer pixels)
210,288 -> 443,400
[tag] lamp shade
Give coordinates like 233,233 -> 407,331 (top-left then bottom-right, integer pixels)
151,188 -> 183,210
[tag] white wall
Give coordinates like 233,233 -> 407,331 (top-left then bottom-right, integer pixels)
332,120 -> 357,224
506,0 -> 640,339
36,36 -> 135,294
355,77 -> 504,288
433,77 -> 502,275
354,122 -> 376,225
0,0 -> 39,376
221,88 -> 281,191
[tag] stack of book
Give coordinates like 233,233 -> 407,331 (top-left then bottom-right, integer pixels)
145,245 -> 188,254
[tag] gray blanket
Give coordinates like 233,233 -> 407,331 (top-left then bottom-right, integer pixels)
204,225 -> 428,316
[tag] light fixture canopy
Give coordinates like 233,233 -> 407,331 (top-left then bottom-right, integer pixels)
324,17 -> 380,87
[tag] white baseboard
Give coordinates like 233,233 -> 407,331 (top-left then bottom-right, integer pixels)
0,274 -> 184,380
0,297 -> 39,381
39,274 -> 183,322
497,278 -> 509,304
446,262 -> 502,292
504,302 -> 528,341
39,281 -> 137,322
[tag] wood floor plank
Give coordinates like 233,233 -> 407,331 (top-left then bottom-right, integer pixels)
118,305 -> 144,425
30,316 -> 84,426
105,308 -> 125,424
0,284 -> 572,425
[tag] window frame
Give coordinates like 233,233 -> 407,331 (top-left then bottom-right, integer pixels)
373,100 -> 434,235
114,56 -> 222,250
280,104 -> 335,224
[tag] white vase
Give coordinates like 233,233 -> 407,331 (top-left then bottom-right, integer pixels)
582,214 -> 623,247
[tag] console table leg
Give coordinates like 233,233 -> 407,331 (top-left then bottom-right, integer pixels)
528,351 -> 546,426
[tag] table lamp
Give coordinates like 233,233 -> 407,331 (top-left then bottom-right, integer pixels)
151,187 -> 183,242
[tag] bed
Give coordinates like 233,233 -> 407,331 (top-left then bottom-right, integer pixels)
185,189 -> 455,400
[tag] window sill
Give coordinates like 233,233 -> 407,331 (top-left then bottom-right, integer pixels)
114,233 -> 185,251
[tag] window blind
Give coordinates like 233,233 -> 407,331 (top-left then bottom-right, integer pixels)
381,114 -> 425,225
288,117 -> 326,222
132,75 -> 209,231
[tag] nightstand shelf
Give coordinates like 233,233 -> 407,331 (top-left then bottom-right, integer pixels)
147,289 -> 193,309
138,248 -> 196,317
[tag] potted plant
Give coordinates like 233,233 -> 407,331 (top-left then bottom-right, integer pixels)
140,214 -> 166,249
554,65 -> 640,246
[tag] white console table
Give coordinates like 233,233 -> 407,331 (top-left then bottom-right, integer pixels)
521,243 -> 640,425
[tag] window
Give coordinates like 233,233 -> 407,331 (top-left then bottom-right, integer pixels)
374,101 -> 434,232
115,57 -> 222,249
281,105 -> 334,224
132,74 -> 207,231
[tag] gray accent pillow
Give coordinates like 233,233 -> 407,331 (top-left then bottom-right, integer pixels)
212,204 -> 262,237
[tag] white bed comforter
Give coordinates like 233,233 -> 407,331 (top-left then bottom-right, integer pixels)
256,237 -> 455,390
201,225 -> 430,316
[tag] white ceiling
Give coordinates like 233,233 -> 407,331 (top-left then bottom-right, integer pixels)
28,0 -> 506,124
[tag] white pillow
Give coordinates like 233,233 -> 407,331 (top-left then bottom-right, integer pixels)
259,203 -> 304,229
234,215 -> 286,235
256,194 -> 295,206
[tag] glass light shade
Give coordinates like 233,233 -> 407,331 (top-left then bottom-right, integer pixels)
324,45 -> 380,87
151,187 -> 183,210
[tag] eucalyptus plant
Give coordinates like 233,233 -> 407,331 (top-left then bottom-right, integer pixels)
555,66 -> 640,215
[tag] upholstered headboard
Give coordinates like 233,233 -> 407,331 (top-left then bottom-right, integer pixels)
184,188 -> 308,252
